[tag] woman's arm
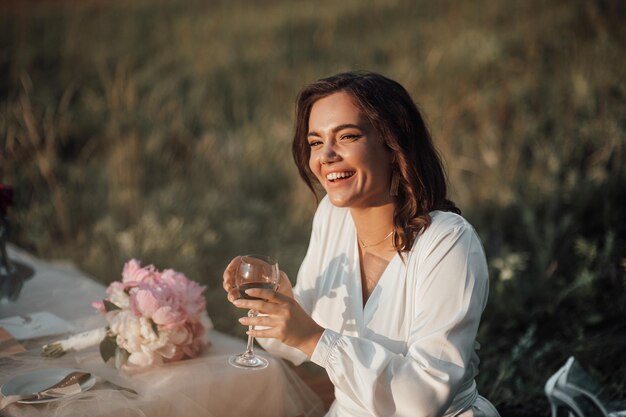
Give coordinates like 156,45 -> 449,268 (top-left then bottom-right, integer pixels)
224,199 -> 328,365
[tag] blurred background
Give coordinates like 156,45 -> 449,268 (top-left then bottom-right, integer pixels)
1,0 -> 625,414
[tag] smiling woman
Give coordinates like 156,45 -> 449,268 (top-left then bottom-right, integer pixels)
292,71 -> 460,255
306,92 -> 393,210
224,71 -> 500,417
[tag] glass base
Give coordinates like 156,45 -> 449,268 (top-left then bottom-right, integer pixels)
229,353 -> 269,369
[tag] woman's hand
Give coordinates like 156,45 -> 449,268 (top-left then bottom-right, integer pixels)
233,288 -> 324,358
222,256 -> 294,302
222,256 -> 243,302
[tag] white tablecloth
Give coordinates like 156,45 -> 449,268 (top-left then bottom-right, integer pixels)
0,245 -> 324,417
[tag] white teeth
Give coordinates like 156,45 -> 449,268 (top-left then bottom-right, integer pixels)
326,172 -> 354,181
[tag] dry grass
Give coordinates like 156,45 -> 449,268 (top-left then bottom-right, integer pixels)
1,0 -> 625,410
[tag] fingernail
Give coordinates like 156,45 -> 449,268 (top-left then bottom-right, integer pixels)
233,299 -> 244,306
238,318 -> 245,323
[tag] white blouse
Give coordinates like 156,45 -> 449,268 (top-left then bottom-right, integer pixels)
260,196 -> 492,417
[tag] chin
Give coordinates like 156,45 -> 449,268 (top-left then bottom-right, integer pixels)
328,198 -> 350,208
327,192 -> 392,210
326,193 -> 355,208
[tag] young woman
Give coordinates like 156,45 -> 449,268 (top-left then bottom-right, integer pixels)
223,71 -> 500,417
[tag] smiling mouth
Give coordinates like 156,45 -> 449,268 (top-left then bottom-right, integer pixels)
326,171 -> 355,182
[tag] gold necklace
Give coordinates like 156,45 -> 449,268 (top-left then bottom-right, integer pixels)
358,230 -> 394,248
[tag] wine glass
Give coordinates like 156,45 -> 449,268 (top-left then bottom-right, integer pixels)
229,254 -> 279,369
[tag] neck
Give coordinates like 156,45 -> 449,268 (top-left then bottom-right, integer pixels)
350,203 -> 396,251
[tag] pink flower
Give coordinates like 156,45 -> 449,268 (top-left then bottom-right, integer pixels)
92,259 -> 210,368
159,269 -> 206,320
152,305 -> 184,328
183,315 -> 212,358
122,259 -> 159,284
132,289 -> 160,317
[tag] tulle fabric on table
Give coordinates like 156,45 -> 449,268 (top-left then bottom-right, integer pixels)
0,327 -> 324,417
73,343 -> 326,417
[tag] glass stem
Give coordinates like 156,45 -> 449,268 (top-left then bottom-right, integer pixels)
244,309 -> 257,357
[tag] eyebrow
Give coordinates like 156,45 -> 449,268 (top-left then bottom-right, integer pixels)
307,123 -> 363,138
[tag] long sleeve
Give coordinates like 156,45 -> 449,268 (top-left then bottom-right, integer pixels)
310,220 -> 488,417
256,201 -> 325,365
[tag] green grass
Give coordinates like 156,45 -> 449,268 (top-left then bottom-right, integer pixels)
1,0 -> 625,412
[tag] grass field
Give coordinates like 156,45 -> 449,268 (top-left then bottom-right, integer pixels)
1,0 -> 625,413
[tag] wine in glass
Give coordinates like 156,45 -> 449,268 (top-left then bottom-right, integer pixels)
229,254 -> 279,369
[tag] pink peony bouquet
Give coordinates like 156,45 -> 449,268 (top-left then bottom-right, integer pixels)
43,260 -> 212,368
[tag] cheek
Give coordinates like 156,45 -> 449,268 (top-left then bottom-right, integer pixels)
308,153 -> 319,177
364,150 -> 392,182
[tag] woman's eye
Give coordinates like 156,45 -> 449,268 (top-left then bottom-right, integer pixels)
308,140 -> 322,148
340,134 -> 361,141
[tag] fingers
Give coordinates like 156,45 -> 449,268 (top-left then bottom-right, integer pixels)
237,311 -> 284,340
238,313 -> 276,327
227,288 -> 240,303
222,256 -> 242,293
233,288 -> 285,307
233,300 -> 282,316
277,271 -> 294,298
245,327 -> 277,339
232,289 -> 288,317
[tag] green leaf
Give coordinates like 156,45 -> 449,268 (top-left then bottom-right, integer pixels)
103,300 -> 121,312
99,334 -> 117,363
115,347 -> 130,369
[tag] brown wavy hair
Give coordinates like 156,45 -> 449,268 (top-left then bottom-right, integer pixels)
292,71 -> 460,252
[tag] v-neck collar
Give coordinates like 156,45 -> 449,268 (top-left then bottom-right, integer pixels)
349,219 -> 402,328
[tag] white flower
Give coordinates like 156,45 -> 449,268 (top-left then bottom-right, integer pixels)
109,289 -> 130,310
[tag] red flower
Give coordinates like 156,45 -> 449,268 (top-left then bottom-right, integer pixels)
0,184 -> 14,216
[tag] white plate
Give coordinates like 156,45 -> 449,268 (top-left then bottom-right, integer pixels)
0,312 -> 76,340
0,368 -> 96,404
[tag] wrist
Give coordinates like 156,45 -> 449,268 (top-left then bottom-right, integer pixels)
297,326 -> 325,358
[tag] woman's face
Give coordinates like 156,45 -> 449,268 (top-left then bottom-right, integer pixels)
307,91 -> 393,209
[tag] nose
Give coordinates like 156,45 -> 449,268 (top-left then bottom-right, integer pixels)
319,142 -> 340,164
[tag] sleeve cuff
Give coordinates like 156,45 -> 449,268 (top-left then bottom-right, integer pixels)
310,328 -> 341,368
258,336 -> 309,365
